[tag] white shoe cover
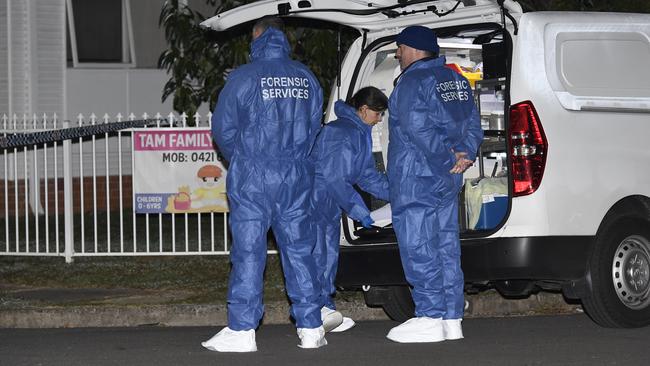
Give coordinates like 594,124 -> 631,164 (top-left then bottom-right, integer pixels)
321,307 -> 344,332
330,316 -> 356,333
386,317 -> 444,343
297,326 -> 327,349
443,319 -> 464,340
201,327 -> 257,352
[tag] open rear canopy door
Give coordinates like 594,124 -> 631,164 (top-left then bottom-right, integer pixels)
200,0 -> 520,33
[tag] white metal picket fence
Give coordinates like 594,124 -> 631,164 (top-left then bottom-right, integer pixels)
0,112 -> 243,263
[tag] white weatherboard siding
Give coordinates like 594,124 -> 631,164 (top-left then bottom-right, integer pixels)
0,2 -> 8,114
0,0 -> 65,118
33,0 -> 66,120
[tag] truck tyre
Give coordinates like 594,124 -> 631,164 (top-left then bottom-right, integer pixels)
582,219 -> 650,328
494,280 -> 537,298
381,286 -> 415,322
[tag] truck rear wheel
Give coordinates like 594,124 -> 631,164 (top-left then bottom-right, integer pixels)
494,280 -> 537,298
363,286 -> 415,322
381,286 -> 415,321
582,219 -> 650,328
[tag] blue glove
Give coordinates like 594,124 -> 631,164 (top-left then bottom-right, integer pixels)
360,216 -> 374,229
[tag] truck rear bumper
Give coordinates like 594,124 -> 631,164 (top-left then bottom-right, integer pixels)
336,236 -> 595,288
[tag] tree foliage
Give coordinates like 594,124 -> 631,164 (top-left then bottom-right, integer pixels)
158,0 -> 249,117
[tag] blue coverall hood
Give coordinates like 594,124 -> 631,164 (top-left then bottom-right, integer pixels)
334,100 -> 372,133
333,100 -> 372,133
250,27 -> 291,61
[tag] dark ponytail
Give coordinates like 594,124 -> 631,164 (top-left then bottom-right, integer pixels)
347,86 -> 388,112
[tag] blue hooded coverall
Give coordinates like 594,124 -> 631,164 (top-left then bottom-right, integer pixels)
387,56 -> 483,320
311,100 -> 390,310
211,27 -> 323,331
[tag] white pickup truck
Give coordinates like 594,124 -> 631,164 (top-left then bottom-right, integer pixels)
202,0 -> 650,328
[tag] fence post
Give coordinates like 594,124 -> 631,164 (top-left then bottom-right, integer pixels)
62,121 -> 74,263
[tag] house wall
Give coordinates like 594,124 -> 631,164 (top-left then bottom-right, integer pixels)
0,0 -> 65,118
65,68 -> 177,119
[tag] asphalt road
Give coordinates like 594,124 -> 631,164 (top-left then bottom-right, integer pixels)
1,313 -> 647,366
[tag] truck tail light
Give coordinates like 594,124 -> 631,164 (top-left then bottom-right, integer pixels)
509,101 -> 547,196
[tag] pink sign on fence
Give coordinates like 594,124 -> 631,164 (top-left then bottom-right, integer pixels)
132,128 -> 228,214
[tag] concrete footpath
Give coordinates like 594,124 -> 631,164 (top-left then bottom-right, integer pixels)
0,284 -> 583,328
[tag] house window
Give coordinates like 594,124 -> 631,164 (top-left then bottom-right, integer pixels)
66,0 -> 136,68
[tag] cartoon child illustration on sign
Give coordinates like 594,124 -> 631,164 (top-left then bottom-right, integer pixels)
190,164 -> 228,210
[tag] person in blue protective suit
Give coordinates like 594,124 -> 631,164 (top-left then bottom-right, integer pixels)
311,86 -> 390,333
202,16 -> 326,352
385,26 -> 483,343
